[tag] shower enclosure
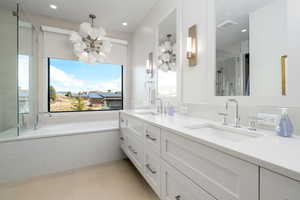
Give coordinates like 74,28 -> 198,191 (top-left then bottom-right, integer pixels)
0,4 -> 37,139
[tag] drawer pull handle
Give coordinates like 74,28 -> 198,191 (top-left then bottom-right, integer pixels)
146,134 -> 157,141
145,164 -> 157,174
128,146 -> 138,155
120,137 -> 124,141
175,195 -> 181,200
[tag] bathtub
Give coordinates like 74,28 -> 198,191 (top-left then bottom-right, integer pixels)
0,119 -> 123,183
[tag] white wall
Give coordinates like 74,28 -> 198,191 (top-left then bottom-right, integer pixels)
0,130 -> 124,183
250,0 -> 287,97
129,0 -> 300,133
131,0 -> 300,105
0,8 -> 18,135
287,0 -> 300,101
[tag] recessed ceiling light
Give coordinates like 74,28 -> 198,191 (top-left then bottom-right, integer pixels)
241,29 -> 248,33
50,4 -> 57,10
122,22 -> 128,26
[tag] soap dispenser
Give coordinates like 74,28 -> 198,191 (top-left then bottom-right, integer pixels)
276,108 -> 294,137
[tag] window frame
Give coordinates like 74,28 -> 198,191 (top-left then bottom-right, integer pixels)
47,57 -> 124,113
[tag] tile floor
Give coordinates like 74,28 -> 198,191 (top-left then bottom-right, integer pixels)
0,159 -> 159,200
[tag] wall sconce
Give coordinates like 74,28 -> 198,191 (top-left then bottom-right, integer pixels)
186,24 -> 197,67
146,52 -> 154,78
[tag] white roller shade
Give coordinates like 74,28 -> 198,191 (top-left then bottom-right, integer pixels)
42,26 -> 128,65
108,43 -> 127,66
43,31 -> 75,60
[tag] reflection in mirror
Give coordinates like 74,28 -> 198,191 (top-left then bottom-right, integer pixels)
215,0 -> 287,97
157,10 -> 177,97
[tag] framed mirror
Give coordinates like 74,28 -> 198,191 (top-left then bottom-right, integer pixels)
157,9 -> 177,98
215,0 -> 288,97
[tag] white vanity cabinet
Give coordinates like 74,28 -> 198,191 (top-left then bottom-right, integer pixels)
161,129 -> 259,200
120,113 -> 161,197
120,112 -> 300,200
260,168 -> 300,200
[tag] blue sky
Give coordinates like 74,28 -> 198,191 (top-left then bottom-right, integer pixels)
49,58 -> 122,93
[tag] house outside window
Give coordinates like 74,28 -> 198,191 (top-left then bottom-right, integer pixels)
48,58 -> 123,112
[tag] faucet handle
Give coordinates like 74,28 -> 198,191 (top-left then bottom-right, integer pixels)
248,116 -> 263,131
218,112 -> 228,125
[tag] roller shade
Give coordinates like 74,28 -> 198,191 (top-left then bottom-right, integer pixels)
42,26 -> 128,65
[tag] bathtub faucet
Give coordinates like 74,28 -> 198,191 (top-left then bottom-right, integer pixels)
33,112 -> 52,130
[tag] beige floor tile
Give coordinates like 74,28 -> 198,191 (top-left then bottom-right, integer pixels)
0,160 -> 159,200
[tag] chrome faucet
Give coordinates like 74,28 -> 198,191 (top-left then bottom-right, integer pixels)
218,102 -> 229,125
156,98 -> 163,114
33,112 -> 52,130
227,99 -> 241,128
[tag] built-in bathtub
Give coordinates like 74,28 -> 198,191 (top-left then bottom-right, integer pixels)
0,119 -> 124,183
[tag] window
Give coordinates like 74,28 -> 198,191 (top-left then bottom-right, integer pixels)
18,55 -> 30,114
48,58 -> 123,112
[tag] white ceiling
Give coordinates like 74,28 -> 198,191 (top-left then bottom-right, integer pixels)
0,0 -> 159,33
216,0 -> 277,50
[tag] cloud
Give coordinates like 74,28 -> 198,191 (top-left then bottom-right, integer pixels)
50,65 -> 121,93
50,65 -> 85,92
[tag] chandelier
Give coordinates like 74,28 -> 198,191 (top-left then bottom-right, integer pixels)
70,14 -> 112,64
158,34 -> 176,72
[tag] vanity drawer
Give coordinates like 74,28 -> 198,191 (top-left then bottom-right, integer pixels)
120,113 -> 128,129
144,151 -> 161,196
127,134 -> 144,173
161,160 -> 215,200
260,168 -> 300,200
127,116 -> 144,138
161,130 -> 259,200
144,123 -> 161,153
120,130 -> 127,152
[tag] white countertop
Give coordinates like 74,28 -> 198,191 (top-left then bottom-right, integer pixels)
122,110 -> 300,182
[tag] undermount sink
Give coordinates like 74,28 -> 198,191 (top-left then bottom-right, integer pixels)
184,124 -> 264,142
132,110 -> 159,116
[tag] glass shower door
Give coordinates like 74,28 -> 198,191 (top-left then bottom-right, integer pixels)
0,6 -> 19,139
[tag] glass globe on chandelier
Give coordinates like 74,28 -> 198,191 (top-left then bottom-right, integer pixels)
158,34 -> 176,72
70,14 -> 112,65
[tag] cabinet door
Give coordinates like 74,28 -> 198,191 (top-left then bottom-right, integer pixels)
161,160 -> 215,200
120,114 -> 128,152
261,168 -> 300,200
126,134 -> 144,174
127,116 -> 144,138
161,130 -> 259,200
144,151 -> 161,196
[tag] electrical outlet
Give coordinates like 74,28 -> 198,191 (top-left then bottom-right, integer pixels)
257,113 -> 280,126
